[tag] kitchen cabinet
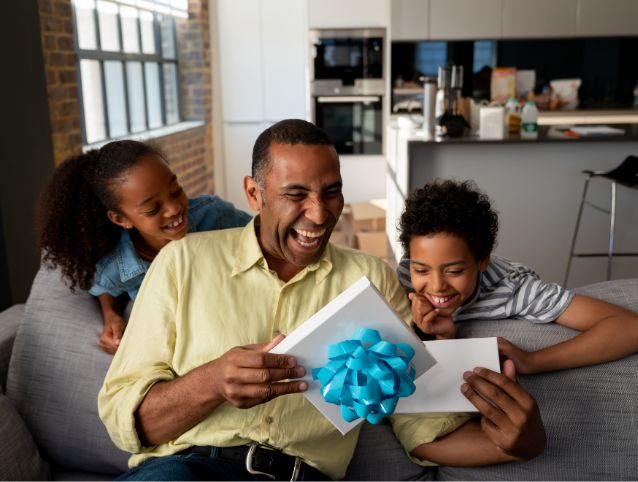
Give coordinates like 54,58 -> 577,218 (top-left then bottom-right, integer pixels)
391,0 -> 429,41
502,0 -> 578,38
216,0 -> 307,123
577,0 -> 638,36
429,0 -> 502,39
308,0 -> 389,28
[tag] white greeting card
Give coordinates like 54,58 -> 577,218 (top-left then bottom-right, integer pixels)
271,276 -> 437,435
396,337 -> 501,413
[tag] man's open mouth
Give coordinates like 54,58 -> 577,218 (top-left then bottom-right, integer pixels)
290,227 -> 326,249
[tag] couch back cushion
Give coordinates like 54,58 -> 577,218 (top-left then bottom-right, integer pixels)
439,278 -> 638,480
6,265 -> 130,475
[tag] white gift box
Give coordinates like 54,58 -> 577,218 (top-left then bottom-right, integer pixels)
271,276 -> 436,435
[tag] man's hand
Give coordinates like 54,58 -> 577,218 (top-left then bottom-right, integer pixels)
209,335 -> 307,409
99,314 -> 125,354
461,360 -> 546,461
409,291 -> 456,339
497,337 -> 537,374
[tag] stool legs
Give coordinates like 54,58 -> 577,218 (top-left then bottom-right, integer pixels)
607,181 -> 617,281
565,176 -> 591,286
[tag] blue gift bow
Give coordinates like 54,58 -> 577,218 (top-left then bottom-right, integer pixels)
311,328 -> 416,424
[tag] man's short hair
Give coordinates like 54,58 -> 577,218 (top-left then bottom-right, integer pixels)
399,179 -> 499,261
251,119 -> 335,187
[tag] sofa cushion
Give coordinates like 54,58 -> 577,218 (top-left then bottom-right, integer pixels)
0,303 -> 24,391
0,390 -> 50,480
6,265 -> 129,475
439,278 -> 638,480
345,421 -> 436,481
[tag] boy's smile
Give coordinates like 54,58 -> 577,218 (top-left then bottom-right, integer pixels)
409,233 -> 489,317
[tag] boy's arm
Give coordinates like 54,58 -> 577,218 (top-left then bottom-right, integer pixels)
97,293 -> 126,354
500,294 -> 638,373
411,361 -> 546,466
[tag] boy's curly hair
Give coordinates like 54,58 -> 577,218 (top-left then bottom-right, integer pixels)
399,179 -> 499,261
37,140 -> 164,291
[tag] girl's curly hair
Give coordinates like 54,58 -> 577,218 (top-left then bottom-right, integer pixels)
37,140 -> 164,291
399,179 -> 499,261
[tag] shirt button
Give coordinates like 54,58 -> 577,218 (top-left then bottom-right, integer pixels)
265,416 -> 274,424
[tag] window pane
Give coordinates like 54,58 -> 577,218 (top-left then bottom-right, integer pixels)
145,62 -> 162,129
159,15 -> 175,58
120,6 -> 140,53
74,0 -> 97,50
126,62 -> 147,133
140,10 -> 156,54
79,59 -> 107,143
104,61 -> 128,137
97,0 -> 120,51
163,63 -> 179,124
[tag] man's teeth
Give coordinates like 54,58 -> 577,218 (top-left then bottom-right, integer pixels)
295,228 -> 326,238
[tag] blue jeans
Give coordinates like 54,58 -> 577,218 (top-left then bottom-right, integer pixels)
116,452 -> 329,481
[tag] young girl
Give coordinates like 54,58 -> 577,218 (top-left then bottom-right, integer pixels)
38,140 -> 252,354
397,179 -> 638,374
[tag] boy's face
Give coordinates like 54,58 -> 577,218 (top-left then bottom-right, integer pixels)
409,233 -> 489,317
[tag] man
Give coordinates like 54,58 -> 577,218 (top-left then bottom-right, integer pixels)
99,120 -> 545,481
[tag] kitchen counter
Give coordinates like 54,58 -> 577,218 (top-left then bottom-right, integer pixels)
386,120 -> 638,288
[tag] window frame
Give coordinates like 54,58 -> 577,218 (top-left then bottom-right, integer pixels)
72,0 -> 181,145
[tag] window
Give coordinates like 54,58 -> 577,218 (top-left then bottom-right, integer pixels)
72,0 -> 187,145
414,41 -> 447,78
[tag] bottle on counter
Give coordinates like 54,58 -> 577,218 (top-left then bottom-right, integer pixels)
435,66 -> 450,137
505,97 -> 521,135
521,101 -> 539,139
422,77 -> 437,139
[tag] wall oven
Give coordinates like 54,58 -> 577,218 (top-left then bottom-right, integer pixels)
310,28 -> 386,155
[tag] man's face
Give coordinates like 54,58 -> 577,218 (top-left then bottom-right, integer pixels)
245,142 -> 344,279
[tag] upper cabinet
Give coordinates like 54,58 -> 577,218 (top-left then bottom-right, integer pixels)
429,0 -> 502,39
308,0 -> 389,28
577,0 -> 638,36
391,0 -> 429,41
502,0 -> 578,38
217,0 -> 307,123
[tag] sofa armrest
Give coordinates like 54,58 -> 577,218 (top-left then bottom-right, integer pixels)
0,303 -> 24,392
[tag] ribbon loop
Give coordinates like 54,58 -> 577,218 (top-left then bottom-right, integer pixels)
312,328 -> 416,425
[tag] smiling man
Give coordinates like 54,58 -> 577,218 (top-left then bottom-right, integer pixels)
98,120 -> 545,481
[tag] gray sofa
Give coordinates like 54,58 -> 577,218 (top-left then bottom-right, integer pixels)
1,265 -> 637,480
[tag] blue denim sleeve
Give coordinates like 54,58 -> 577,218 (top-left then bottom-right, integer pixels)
188,195 -> 252,232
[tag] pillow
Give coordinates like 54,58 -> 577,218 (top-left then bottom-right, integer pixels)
0,390 -> 50,480
6,265 -> 130,475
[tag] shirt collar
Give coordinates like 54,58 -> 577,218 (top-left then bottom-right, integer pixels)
116,230 -> 150,281
231,216 -> 333,283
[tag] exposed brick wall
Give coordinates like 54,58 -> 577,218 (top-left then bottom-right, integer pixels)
36,0 -> 215,197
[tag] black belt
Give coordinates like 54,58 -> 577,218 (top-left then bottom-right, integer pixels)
180,443 -> 330,481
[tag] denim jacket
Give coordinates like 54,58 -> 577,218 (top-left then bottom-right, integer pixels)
89,195 -> 252,300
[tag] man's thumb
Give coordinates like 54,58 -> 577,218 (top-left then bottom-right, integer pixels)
503,359 -> 517,380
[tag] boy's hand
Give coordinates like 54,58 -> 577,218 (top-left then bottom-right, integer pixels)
409,291 -> 456,339
462,360 -> 546,460
99,315 -> 126,354
497,337 -> 537,374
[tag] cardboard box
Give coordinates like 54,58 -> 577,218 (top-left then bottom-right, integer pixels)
349,201 -> 386,233
271,276 -> 437,435
355,231 -> 389,258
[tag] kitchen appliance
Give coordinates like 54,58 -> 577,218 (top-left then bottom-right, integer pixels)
310,29 -> 385,155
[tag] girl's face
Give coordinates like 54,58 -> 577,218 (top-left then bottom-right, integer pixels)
107,154 -> 189,253
409,233 -> 489,317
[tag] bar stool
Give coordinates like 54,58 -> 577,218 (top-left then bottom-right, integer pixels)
564,155 -> 638,286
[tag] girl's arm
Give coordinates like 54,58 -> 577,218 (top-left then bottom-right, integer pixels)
499,294 -> 638,373
97,293 -> 126,354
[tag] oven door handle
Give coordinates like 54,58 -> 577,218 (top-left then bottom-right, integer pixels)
317,96 -> 381,103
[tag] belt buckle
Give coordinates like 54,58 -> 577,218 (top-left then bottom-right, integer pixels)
245,442 -> 302,481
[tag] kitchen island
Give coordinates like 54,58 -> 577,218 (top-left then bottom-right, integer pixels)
386,121 -> 638,288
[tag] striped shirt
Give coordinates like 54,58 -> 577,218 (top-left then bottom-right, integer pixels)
397,255 -> 574,323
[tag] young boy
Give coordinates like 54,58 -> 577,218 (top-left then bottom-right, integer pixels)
397,179 -> 638,374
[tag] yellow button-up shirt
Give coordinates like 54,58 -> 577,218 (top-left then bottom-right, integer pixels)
98,219 -> 467,479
